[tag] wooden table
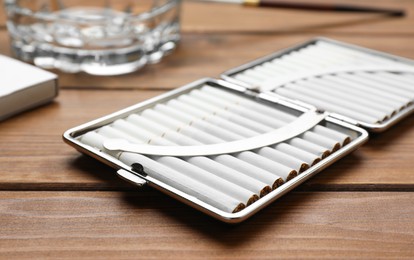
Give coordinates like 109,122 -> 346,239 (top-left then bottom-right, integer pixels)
1,0 -> 414,258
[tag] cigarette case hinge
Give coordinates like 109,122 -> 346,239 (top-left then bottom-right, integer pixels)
328,113 -> 360,127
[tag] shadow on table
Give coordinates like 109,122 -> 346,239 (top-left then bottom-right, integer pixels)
120,187 -> 322,248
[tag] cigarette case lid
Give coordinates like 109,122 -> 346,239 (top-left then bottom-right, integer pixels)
221,37 -> 414,132
0,55 -> 58,121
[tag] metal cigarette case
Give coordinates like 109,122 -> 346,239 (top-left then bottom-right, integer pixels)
63,37 -> 414,223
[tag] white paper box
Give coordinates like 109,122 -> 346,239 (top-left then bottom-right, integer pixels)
0,55 -> 58,121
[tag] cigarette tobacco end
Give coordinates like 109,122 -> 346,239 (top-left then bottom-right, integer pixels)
311,158 -> 322,166
286,170 -> 298,181
232,203 -> 246,213
260,186 -> 272,197
342,137 -> 351,146
247,194 -> 260,206
332,143 -> 341,153
321,150 -> 331,159
299,163 -> 310,173
273,178 -> 285,190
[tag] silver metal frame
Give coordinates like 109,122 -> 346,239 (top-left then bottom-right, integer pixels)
221,37 -> 414,133
63,78 -> 369,223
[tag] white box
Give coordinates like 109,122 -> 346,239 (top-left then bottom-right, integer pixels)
0,55 -> 58,121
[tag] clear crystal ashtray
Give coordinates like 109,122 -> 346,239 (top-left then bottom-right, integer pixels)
4,0 -> 181,75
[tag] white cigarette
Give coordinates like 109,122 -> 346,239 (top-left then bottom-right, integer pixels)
288,137 -> 331,159
342,73 -> 412,100
402,73 -> 414,80
299,45 -> 360,67
112,119 -> 194,146
301,131 -> 341,152
237,152 -> 298,181
293,46 -> 348,67
96,126 -> 143,144
79,132 -> 245,213
190,89 -> 288,129
123,114 -> 272,197
178,94 -> 274,133
142,109 -> 242,143
312,125 -> 352,146
78,132 -> 121,158
288,51 -> 334,69
121,153 -> 246,213
284,82 -> 389,122
298,78 -> 396,117
214,154 -> 284,190
279,55 -> 314,71
262,61 -> 292,73
126,114 -> 204,146
125,115 -> 203,145
243,69 -> 270,81
200,85 -> 298,122
378,72 -> 414,92
313,41 -> 375,64
256,62 -> 288,77
129,110 -> 270,198
258,147 -> 309,173
315,41 -> 395,66
161,96 -> 307,178
158,99 -> 301,177
275,86 -> 380,124
127,113 -> 223,144
111,119 -> 157,142
270,58 -> 302,72
274,143 -> 321,166
247,68 -> 280,82
357,72 -> 414,99
96,128 -> 258,207
197,86 -> 343,165
252,66 -> 280,77
323,74 -> 411,107
187,156 -> 272,198
156,102 -> 258,138
129,107 -> 286,194
234,73 -> 263,86
159,156 -> 259,206
316,75 -> 405,112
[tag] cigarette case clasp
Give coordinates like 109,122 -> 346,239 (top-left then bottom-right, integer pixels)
116,169 -> 147,187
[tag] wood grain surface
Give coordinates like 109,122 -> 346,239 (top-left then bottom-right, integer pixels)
0,191 -> 413,259
1,0 -> 414,258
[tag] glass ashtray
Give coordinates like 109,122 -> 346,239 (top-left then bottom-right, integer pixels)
4,0 -> 181,75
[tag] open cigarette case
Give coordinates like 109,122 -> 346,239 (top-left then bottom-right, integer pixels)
63,37 -> 414,223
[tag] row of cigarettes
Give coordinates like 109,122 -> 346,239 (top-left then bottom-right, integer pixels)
233,41 -> 413,124
79,85 -> 353,213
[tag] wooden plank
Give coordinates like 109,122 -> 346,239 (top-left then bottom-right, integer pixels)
0,191 -> 413,258
1,31 -> 414,90
0,89 -> 414,189
1,1 -> 413,34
